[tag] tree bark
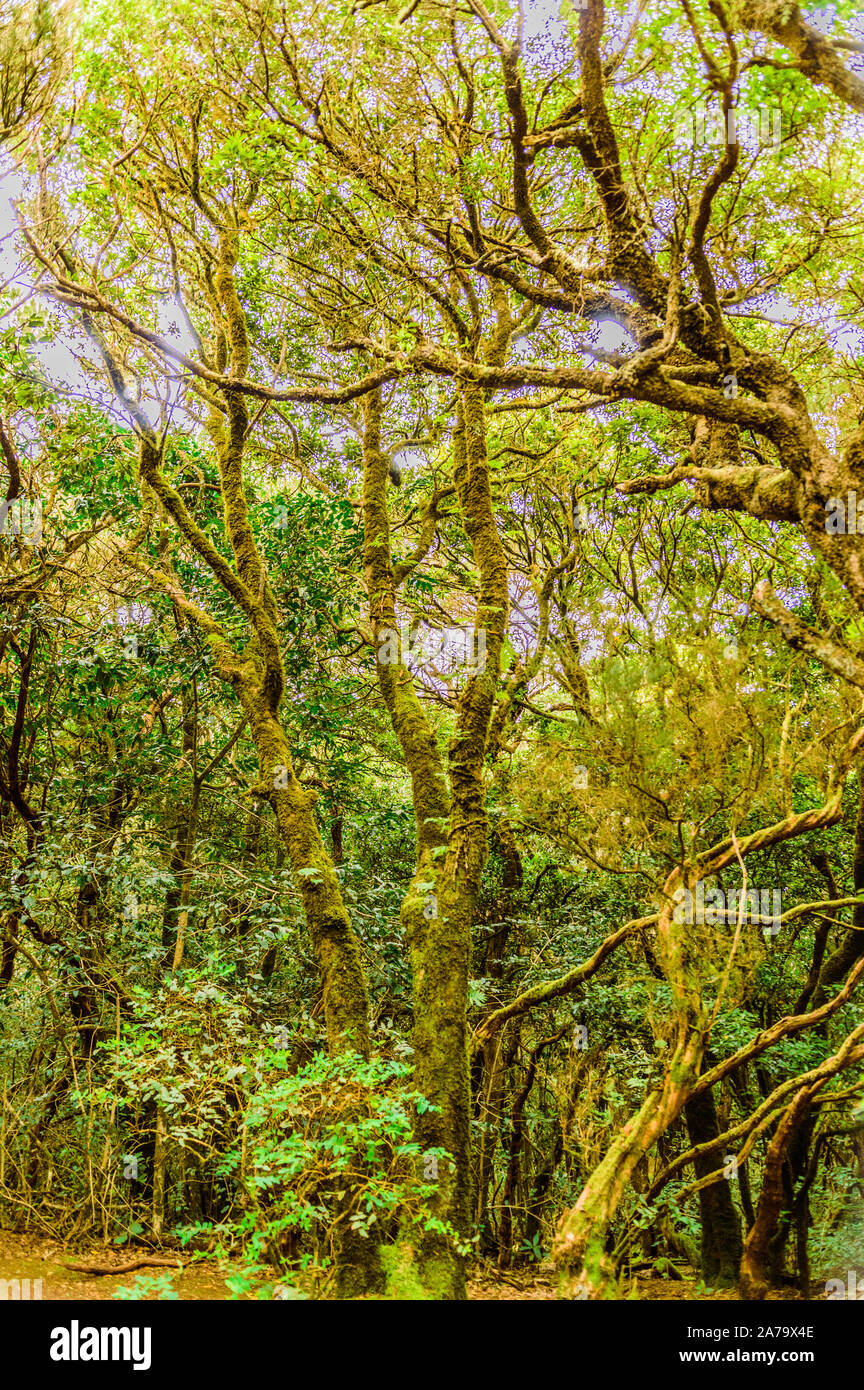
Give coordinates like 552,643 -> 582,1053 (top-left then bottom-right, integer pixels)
684,1084 -> 743,1286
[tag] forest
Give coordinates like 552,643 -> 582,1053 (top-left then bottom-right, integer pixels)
0,0 -> 863,1307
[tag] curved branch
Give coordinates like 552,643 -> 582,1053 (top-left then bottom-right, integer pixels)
470,913 -> 654,1054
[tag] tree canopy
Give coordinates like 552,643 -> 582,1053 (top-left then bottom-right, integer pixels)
2,0 -> 864,1304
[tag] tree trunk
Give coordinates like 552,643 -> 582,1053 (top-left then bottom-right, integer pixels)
361,379 -> 509,1298
740,1086 -> 814,1300
684,1084 -> 743,1285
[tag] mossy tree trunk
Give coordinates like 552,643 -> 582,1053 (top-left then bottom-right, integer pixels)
552,784 -> 854,1299
362,371 -> 508,1298
740,1087 -> 815,1300
122,228 -> 372,1062
91,225 -> 376,1287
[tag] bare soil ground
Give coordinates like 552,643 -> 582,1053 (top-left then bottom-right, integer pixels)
0,1229 -> 831,1301
468,1266 -> 817,1301
0,1229 -> 229,1300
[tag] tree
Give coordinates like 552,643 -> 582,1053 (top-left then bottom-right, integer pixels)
2,0 -> 864,1304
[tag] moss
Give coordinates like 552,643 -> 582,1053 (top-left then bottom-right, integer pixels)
380,1242 -> 432,1301
361,389 -> 450,849
359,385 -> 515,1302
334,1228 -> 386,1300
